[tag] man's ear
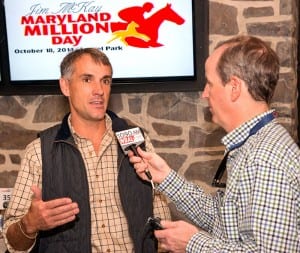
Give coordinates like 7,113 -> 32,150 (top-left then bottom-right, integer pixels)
229,76 -> 242,102
59,78 -> 70,97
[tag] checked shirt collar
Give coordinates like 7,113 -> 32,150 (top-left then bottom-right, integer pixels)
212,109 -> 276,187
222,109 -> 276,153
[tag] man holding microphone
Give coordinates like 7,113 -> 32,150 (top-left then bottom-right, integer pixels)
128,35 -> 300,252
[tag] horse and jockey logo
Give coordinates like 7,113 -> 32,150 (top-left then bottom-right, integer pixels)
108,2 -> 185,48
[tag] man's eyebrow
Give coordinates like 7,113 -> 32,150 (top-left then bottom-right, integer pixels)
102,75 -> 112,79
78,73 -> 93,78
77,73 -> 112,79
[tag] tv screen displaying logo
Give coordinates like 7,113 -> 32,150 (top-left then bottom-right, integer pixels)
4,0 -> 195,82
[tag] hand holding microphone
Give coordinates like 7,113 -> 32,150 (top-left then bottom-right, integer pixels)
128,147 -> 172,185
114,120 -> 154,186
114,119 -> 171,185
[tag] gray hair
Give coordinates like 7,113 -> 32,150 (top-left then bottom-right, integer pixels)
216,35 -> 279,104
60,48 -> 113,78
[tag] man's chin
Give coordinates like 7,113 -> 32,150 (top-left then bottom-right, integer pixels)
87,111 -> 106,122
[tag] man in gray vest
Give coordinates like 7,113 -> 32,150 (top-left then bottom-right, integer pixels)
3,48 -> 171,253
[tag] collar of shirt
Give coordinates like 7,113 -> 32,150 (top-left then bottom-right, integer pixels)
67,113 -> 114,142
68,113 -> 112,138
221,109 -> 275,152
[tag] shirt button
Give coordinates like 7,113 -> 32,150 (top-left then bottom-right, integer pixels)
106,249 -> 110,252
102,224 -> 105,228
96,175 -> 99,178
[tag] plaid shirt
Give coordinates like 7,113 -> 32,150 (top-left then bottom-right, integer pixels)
158,110 -> 300,252
3,114 -> 171,253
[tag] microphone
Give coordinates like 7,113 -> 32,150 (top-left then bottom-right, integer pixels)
114,119 -> 153,181
115,126 -> 145,155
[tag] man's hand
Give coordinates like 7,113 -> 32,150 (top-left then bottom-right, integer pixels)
154,220 -> 199,253
128,147 -> 171,184
6,186 -> 80,251
24,185 -> 80,233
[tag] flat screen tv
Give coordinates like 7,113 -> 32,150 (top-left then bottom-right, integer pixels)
0,0 -> 208,95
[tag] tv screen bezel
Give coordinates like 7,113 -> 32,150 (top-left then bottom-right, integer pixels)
0,0 -> 208,95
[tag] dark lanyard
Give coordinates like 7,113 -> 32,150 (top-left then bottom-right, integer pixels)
212,112 -> 275,188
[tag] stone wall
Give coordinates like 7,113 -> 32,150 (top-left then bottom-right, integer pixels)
0,0 -> 299,219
